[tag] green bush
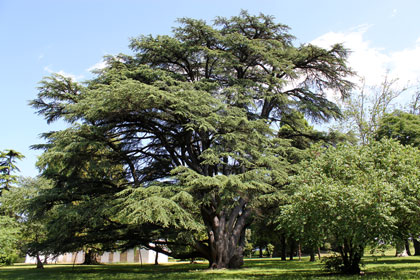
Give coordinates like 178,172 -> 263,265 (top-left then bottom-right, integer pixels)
0,253 -> 18,266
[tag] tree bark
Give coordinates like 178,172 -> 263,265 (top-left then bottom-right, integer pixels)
154,250 -> 159,265
202,201 -> 251,269
36,253 -> 44,269
82,249 -> 100,265
280,234 -> 287,261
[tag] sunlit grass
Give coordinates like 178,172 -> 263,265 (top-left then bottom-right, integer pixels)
2,253 -> 420,279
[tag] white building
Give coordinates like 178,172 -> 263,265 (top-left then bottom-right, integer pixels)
25,248 -> 168,264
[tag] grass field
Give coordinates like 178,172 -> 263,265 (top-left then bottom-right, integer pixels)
2,255 -> 420,279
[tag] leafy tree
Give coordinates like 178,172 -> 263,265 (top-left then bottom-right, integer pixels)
0,215 -> 20,265
376,111 -> 420,146
1,177 -> 55,268
0,150 -> 24,196
375,111 -> 420,255
281,139 -> 420,274
31,11 -> 353,269
0,149 -> 23,265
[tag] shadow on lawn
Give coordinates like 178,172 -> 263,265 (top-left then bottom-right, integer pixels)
3,257 -> 420,280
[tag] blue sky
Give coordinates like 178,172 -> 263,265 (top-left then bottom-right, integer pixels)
1,0 -> 420,177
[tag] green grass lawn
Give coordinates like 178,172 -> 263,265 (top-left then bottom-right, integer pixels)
2,255 -> 420,280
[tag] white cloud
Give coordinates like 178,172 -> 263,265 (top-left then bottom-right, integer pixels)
311,25 -> 420,90
43,66 -> 84,81
389,39 -> 420,85
86,60 -> 108,72
311,25 -> 390,87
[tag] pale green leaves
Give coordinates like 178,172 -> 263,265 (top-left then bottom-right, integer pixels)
281,139 -> 420,250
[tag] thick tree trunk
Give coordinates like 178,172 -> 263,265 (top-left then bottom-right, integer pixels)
259,246 -> 263,258
413,238 -> 420,255
202,200 -> 251,269
82,250 -> 100,265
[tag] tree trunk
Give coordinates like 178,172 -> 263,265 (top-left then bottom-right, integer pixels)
338,241 -> 364,274
413,238 -> 420,256
298,243 -> 302,261
202,201 -> 251,269
259,246 -> 263,258
154,250 -> 159,265
405,239 -> 412,256
82,249 -> 100,265
36,253 -> 44,269
280,234 -> 287,261
272,243 -> 281,258
309,250 -> 315,262
289,238 -> 296,260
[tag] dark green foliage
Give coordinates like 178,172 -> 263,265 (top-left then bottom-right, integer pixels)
322,253 -> 365,274
0,150 -> 24,196
30,11 -> 353,269
0,150 -> 24,265
376,111 -> 420,146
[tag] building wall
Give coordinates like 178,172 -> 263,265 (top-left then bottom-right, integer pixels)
25,248 -> 168,264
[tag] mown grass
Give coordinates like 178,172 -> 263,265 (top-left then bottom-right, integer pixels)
2,255 -> 420,280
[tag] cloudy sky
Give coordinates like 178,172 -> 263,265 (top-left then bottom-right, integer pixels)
1,0 -> 420,177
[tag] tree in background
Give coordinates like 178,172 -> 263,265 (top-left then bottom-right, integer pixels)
0,150 -> 24,196
0,149 -> 23,265
375,111 -> 420,256
334,75 -> 407,145
31,11 -> 353,269
0,177 -> 54,268
376,111 -> 420,146
0,215 -> 20,265
281,139 -> 420,274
